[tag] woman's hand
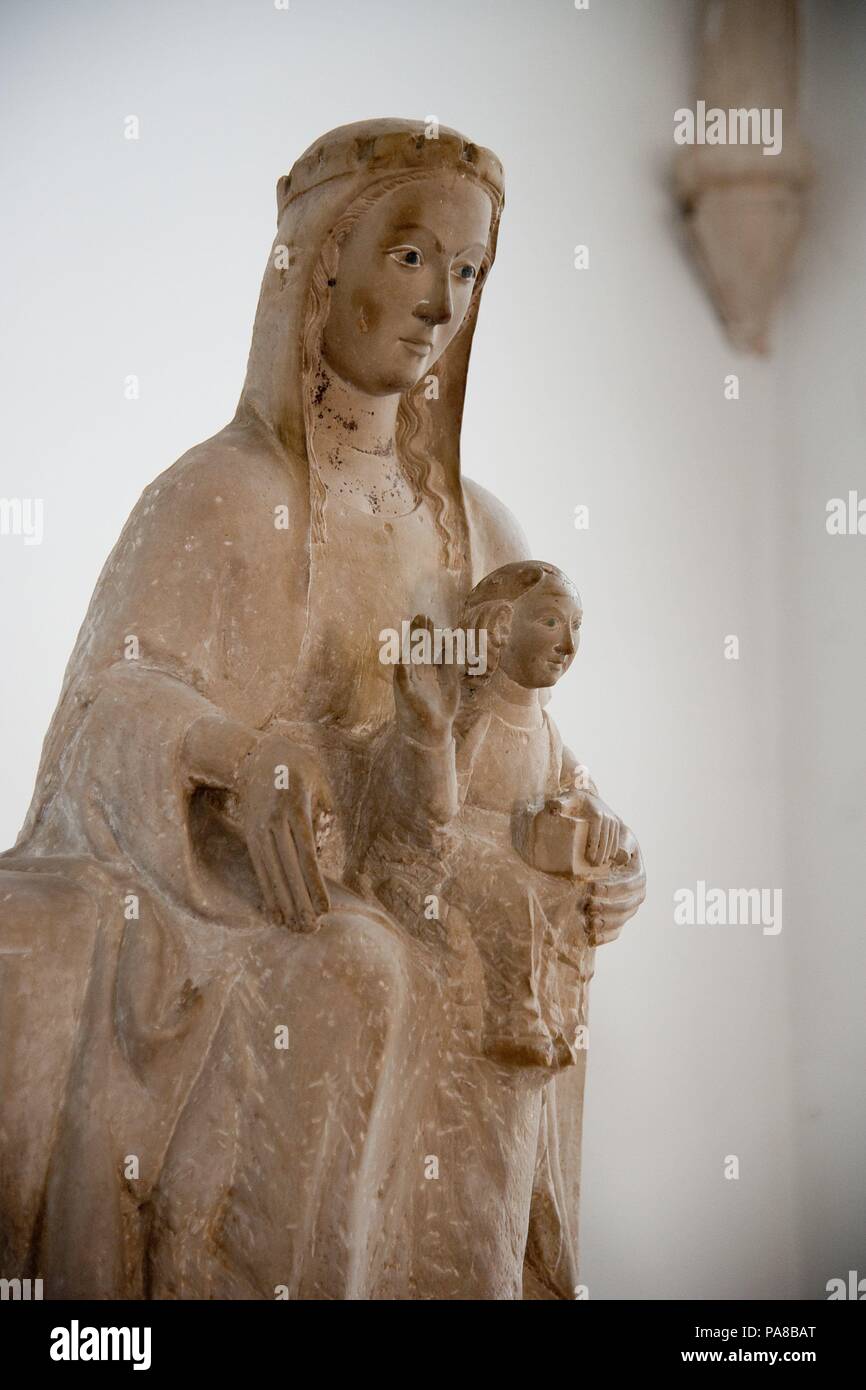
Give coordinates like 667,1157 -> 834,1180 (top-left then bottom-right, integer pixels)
237,731 -> 333,932
393,613 -> 459,746
584,846 -> 647,945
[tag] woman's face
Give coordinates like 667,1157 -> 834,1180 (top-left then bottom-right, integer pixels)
499,582 -> 583,690
322,171 -> 494,396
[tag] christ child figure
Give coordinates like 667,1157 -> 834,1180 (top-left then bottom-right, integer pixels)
363,561 -> 638,1069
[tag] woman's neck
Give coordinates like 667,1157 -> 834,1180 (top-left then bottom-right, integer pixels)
310,360 -> 416,516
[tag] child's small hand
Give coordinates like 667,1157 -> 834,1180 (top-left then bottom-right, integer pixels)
556,789 -> 624,867
393,614 -> 459,745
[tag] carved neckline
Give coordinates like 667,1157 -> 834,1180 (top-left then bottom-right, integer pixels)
485,686 -> 544,731
319,470 -> 422,521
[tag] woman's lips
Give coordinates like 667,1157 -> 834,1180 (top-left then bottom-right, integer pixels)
399,338 -> 433,358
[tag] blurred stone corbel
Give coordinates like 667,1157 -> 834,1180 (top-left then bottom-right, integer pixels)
675,0 -> 812,354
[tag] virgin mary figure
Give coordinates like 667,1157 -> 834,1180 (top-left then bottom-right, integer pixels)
0,118 -> 645,1300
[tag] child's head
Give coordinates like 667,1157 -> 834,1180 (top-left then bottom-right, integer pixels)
461,561 -> 582,689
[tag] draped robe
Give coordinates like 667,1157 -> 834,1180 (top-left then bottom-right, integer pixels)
0,119 -> 589,1300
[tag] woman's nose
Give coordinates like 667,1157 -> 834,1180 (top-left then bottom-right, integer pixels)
556,631 -> 575,656
415,277 -> 453,327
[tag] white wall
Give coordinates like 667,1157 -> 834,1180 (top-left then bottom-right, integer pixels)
0,0 -> 860,1299
776,0 -> 866,1301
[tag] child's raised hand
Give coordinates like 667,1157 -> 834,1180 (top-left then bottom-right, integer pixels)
393,614 -> 459,744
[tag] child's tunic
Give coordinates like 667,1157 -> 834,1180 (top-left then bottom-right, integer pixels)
446,686 -> 595,1067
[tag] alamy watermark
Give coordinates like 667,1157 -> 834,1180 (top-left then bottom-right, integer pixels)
673,880 -> 782,936
826,1270 -> 865,1299
826,491 -> 866,535
0,497 -> 43,545
0,1276 -> 43,1299
50,1320 -> 151,1370
674,101 -> 782,157
378,620 -> 487,677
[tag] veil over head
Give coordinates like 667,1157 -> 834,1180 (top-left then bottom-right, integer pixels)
236,117 -> 506,496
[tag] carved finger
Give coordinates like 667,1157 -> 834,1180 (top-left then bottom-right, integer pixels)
609,820 -> 621,864
437,654 -> 459,694
618,825 -> 638,860
591,886 -> 641,917
585,886 -> 602,916
600,817 -> 614,865
262,830 -> 297,927
288,807 -> 330,918
415,663 -> 438,694
596,889 -> 645,931
273,822 -> 317,931
407,612 -> 435,653
248,836 -> 282,922
601,873 -> 646,905
608,818 -> 620,864
610,820 -> 622,863
586,813 -> 603,865
595,819 -> 607,866
586,910 -> 604,944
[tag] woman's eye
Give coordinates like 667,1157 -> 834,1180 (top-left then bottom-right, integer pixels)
454,263 -> 477,281
388,247 -> 423,268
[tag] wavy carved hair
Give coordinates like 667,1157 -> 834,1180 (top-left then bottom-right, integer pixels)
300,169 -> 498,574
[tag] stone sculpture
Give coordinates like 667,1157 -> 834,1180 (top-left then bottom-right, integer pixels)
0,118 -> 645,1300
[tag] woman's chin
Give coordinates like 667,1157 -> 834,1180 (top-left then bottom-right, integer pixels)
395,365 -> 431,393
360,365 -> 427,396
391,347 -> 440,393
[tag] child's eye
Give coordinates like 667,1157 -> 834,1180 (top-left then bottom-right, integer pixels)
388,246 -> 423,268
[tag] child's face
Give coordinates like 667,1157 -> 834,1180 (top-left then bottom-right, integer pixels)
499,581 -> 582,689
